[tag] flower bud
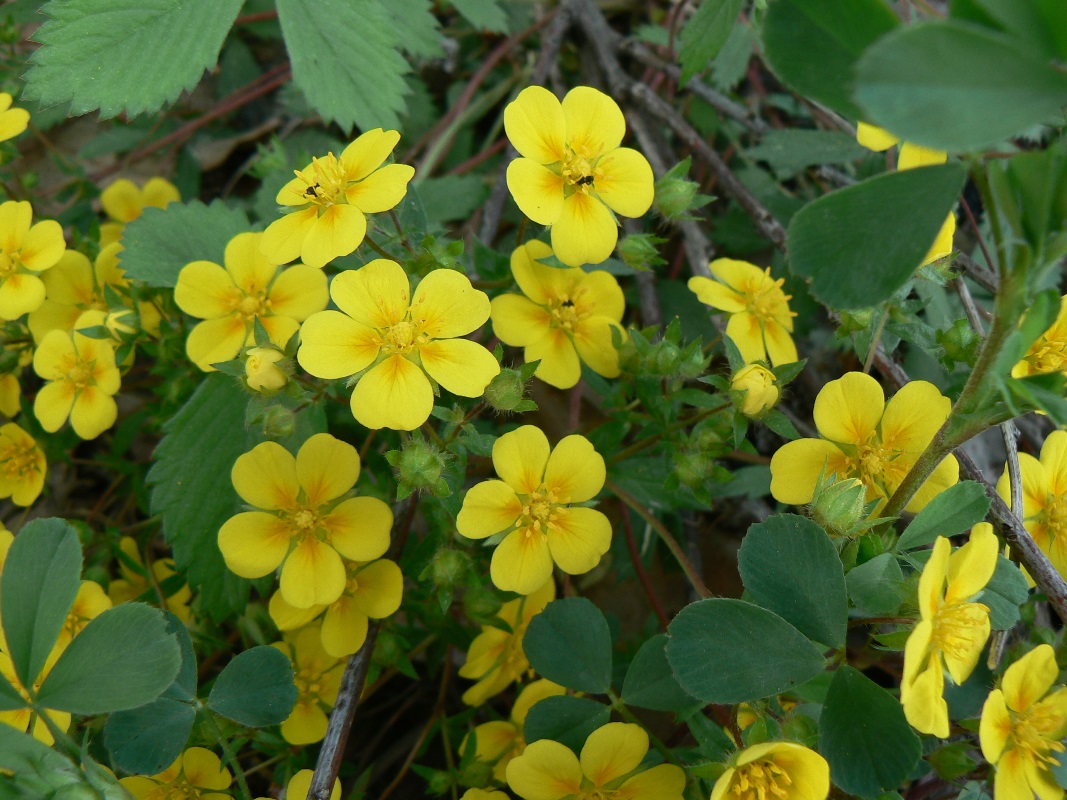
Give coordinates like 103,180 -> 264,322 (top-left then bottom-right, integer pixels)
648,340 -> 681,375
653,174 -> 701,219
618,234 -> 664,271
259,404 -> 295,439
674,451 -> 713,488
386,437 -> 448,498
810,477 -> 867,538
430,548 -> 470,588
245,347 -> 287,392
484,367 -> 526,413
731,364 -> 779,417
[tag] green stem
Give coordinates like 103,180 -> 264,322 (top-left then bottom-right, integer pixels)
202,707 -> 252,800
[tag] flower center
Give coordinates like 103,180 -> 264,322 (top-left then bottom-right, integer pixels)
296,674 -> 326,700
144,784 -> 199,800
930,601 -> 989,662
1010,704 -> 1067,770
729,759 -> 792,800
549,295 -> 583,331
844,437 -> 908,502
561,149 -> 598,195
0,440 -> 40,482
518,485 -> 564,542
381,317 -> 430,356
0,251 -> 19,279
230,289 -> 270,323
742,270 -> 793,326
296,153 -> 349,208
1041,492 -> 1067,542
1025,332 -> 1067,375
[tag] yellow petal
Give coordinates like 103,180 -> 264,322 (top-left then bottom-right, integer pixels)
325,496 -> 392,561
491,528 -> 554,595
296,433 -> 359,507
184,311 -> 245,368
0,273 -> 45,318
339,128 -> 401,181
941,609 -> 989,686
141,178 -> 181,210
100,179 -> 142,223
458,479 -> 523,539
218,512 -> 291,577
813,372 -> 884,445
280,537 -> 346,608
616,763 -> 687,800
350,355 -> 433,431
297,310 -> 380,379
688,275 -> 747,314
231,440 -> 299,510
506,738 -> 583,800
980,688 -> 1010,762
898,143 -> 948,170
725,313 -> 769,364
70,386 -> 117,440
0,106 -> 28,143
994,749 -> 1035,800
504,86 -> 567,165
543,435 -> 604,503
856,121 -> 899,152
594,147 -> 654,218
1042,430 -> 1067,497
763,320 -> 799,366
182,748 -> 231,790
906,454 -> 959,514
562,86 -> 625,157
174,260 -> 234,319
268,591 -> 323,631
281,699 -> 329,745
945,522 -> 999,603
491,293 -> 552,347
224,232 -> 277,294
921,213 -> 955,265
769,438 -> 848,505
419,339 -> 500,398
1003,644 -> 1058,713
33,328 -> 77,379
331,259 -> 410,328
917,538 -> 950,620
351,558 -> 404,618
881,380 -> 951,453
573,317 -> 622,380
580,722 -> 648,787
580,269 -> 625,322
268,263 -> 329,321
301,204 -> 366,268
509,240 -> 561,305
902,618 -> 932,689
261,207 -> 318,265
33,380 -> 75,433
287,769 -> 341,800
320,598 -> 369,657
0,201 -> 31,251
413,268 -> 491,339
507,159 -> 565,226
346,163 -> 414,213
494,425 -> 550,494
511,679 -> 566,726
527,328 -> 581,389
551,193 -> 617,267
547,507 -> 611,576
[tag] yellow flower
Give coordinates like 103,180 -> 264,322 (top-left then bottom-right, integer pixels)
33,326 -> 121,440
981,644 -> 1067,800
109,536 -> 193,624
0,93 -> 29,144
0,200 -> 66,319
244,346 -> 287,392
490,240 -> 625,389
28,243 -> 129,342
268,556 -> 403,657
457,425 -> 611,595
99,177 -> 181,248
272,624 -> 345,745
997,429 -> 1067,580
466,679 -> 566,783
0,423 -> 45,506
119,747 -> 232,800
507,721 -> 686,800
218,433 -> 393,609
688,259 -> 798,366
901,523 -> 997,737
0,372 -> 18,418
298,260 -> 499,431
504,85 -> 654,267
1013,294 -> 1067,380
261,129 -> 414,268
175,231 -> 328,372
732,363 -> 779,417
459,580 -> 555,706
0,647 -> 71,745
710,742 -> 829,800
255,769 -> 340,800
770,372 -> 958,514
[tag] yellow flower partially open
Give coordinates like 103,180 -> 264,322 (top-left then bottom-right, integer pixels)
504,85 -> 653,267
1012,294 -> 1067,380
710,741 -> 829,800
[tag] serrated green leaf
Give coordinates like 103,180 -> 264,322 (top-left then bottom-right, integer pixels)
896,481 -> 991,551
1,518 -> 82,692
523,598 -> 612,694
855,22 -> 1067,152
277,0 -> 409,131
523,696 -> 610,754
382,0 -> 443,58
787,164 -> 966,309
621,634 -> 700,713
37,603 -> 180,714
762,0 -> 899,120
983,554 -> 1029,630
738,514 -> 848,647
679,0 -> 744,83
666,598 -> 825,703
207,646 -> 297,727
450,0 -> 509,32
846,552 -> 905,616
26,0 -> 243,118
120,200 -> 251,288
819,666 -> 921,796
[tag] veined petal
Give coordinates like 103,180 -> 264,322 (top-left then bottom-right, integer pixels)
580,722 -> 648,787
351,558 -> 404,618
339,128 -> 401,181
458,480 -> 523,539
594,147 -> 654,218
527,329 -> 581,389
945,522 -> 998,603
544,435 -> 605,502
301,204 -> 366,268
0,201 -> 30,252
763,320 -> 799,366
562,86 -> 625,157
769,439 -> 849,506
1003,644 -> 1058,713
0,273 -> 46,319
507,738 -> 582,800
324,496 -> 392,561
1026,755 -> 1064,800
573,318 -> 622,379
471,720 -> 521,762
813,372 -> 884,445
881,380 -> 951,453
504,86 -> 567,165
491,528 -> 554,595
902,619 -> 933,688
688,275 -> 747,313
231,440 -> 299,510
296,433 -> 359,506
491,294 -> 553,347
725,313 -> 769,364
218,512 -> 291,578
510,240 -> 564,305
420,338 -> 499,398
100,179 -> 142,223
580,270 -> 625,323
551,193 -> 617,267
494,425 -> 550,495
320,598 -> 369,657
547,507 -> 611,575
70,387 -> 117,440
261,207 -> 318,266
346,163 -> 414,213
185,317 -> 247,371
225,232 -> 277,295
268,264 -> 329,321
917,538 -> 950,620
268,591 -> 323,631
994,749 -> 1034,800
33,328 -> 77,379
33,380 -> 75,433
297,310 -> 380,379
350,355 -> 433,431
260,314 -> 301,349
174,260 -> 235,319
331,259 -> 410,328
941,609 -> 989,685
413,268 -> 491,338
507,159 -> 565,226
280,537 -> 346,608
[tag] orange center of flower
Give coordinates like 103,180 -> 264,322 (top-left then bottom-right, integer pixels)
1007,702 -> 1067,770
560,149 -> 600,196
0,437 -> 41,483
296,673 -> 327,703
517,485 -> 564,543
229,289 -> 271,323
729,759 -> 792,800
0,250 -> 23,280
843,436 -> 909,502
381,318 -> 430,356
930,600 -> 989,662
296,153 -> 348,209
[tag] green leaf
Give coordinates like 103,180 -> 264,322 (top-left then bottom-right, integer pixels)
666,598 -> 825,703
1,518 -> 82,692
103,613 -> 197,774
0,671 -> 25,712
277,0 -> 409,131
207,646 -> 297,727
846,553 -> 905,616
787,164 -> 966,309
983,554 -> 1029,631
523,696 -> 610,754
26,0 -> 243,118
418,175 -> 490,225
855,22 -> 1067,152
747,130 -> 869,179
819,666 -> 921,796
621,634 -> 700,712
738,514 -> 848,647
523,598 -> 613,694
382,0 -> 443,58
450,0 -> 508,33
952,0 -> 1067,62
762,0 -> 899,120
120,200 -> 251,288
0,723 -> 76,776
37,603 -> 180,714
679,0 -> 744,83
896,481 -> 991,551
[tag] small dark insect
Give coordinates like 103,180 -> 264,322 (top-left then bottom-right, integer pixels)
576,175 -> 594,186
305,184 -> 321,198
561,299 -> 575,308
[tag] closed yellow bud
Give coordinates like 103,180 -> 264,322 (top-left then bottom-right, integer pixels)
732,364 -> 779,417
245,347 -> 287,392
